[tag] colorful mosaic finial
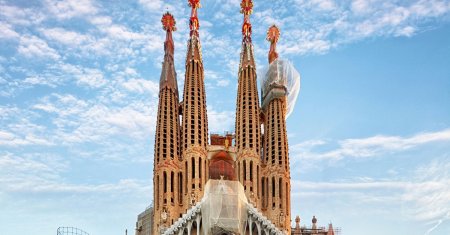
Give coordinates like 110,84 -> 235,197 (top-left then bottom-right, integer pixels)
188,0 -> 201,33
240,0 -> 253,15
161,12 -> 176,32
188,0 -> 201,9
267,25 -> 280,63
266,24 -> 280,43
161,12 -> 176,56
241,0 -> 253,41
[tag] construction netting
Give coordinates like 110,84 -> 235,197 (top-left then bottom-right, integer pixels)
201,179 -> 248,235
259,58 -> 301,118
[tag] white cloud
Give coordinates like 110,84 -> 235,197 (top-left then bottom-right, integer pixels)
292,157 -> 450,225
217,79 -> 230,87
207,109 -> 235,133
17,35 -> 60,60
102,24 -> 148,41
45,0 -> 98,19
0,130 -> 53,146
22,76 -> 58,87
89,15 -> 113,26
0,22 -> 19,39
277,0 -> 450,55
59,64 -> 106,88
121,78 -> 159,94
292,129 -> 450,160
41,27 -> 91,46
0,152 -> 150,193
396,25 -> 416,37
351,0 -> 372,14
32,93 -> 156,144
33,94 -> 88,116
139,0 -> 163,11
0,3 -> 46,26
76,68 -> 106,88
301,0 -> 337,12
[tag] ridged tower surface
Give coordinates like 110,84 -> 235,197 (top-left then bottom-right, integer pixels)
153,12 -> 182,235
180,0 -> 209,211
261,25 -> 291,233
234,0 -> 262,208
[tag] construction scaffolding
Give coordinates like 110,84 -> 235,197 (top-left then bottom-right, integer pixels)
57,227 -> 90,235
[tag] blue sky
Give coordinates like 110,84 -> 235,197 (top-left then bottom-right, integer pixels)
1,0 -> 450,235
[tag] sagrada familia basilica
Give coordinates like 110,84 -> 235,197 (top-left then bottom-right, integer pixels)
134,1 -> 338,235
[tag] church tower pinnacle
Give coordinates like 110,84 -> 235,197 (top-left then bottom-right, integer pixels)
180,0 -> 209,209
261,25 -> 292,233
153,12 -> 182,235
235,0 -> 262,207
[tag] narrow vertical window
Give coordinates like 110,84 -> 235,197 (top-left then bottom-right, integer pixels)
191,157 -> 195,179
261,178 -> 265,208
279,178 -> 282,208
243,161 -> 247,181
163,172 -> 167,193
185,161 -> 188,194
171,171 -> 174,193
156,175 -> 159,209
272,177 -> 275,197
250,161 -> 253,192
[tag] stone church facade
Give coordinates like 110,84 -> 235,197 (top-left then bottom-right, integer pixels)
134,1 -> 336,235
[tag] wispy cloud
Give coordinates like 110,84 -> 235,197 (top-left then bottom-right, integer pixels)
292,157 -> 450,226
207,108 -> 235,134
0,151 -> 150,194
45,0 -> 98,20
292,129 -> 450,160
254,0 -> 450,55
41,27 -> 92,46
0,22 -> 19,39
18,35 -> 60,60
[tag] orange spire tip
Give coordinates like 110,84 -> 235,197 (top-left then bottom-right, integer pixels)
266,25 -> 280,43
240,0 -> 253,15
267,25 -> 280,63
161,12 -> 176,32
188,0 -> 201,9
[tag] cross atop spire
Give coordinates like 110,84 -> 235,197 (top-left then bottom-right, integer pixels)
266,25 -> 280,63
240,0 -> 253,42
188,0 -> 201,36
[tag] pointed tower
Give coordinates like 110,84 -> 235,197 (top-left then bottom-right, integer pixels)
327,223 -> 335,235
180,0 -> 209,208
261,25 -> 291,233
153,12 -> 182,234
234,0 -> 262,207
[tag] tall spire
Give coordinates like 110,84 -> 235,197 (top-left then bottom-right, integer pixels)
159,12 -> 178,92
153,12 -> 182,235
235,0 -> 261,207
261,25 -> 291,233
181,0 -> 208,208
267,25 -> 280,63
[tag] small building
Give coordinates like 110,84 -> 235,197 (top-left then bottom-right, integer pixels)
135,206 -> 153,235
291,216 -> 340,235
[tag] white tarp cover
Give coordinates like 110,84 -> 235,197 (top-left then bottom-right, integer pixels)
201,179 -> 248,235
260,58 -> 301,118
